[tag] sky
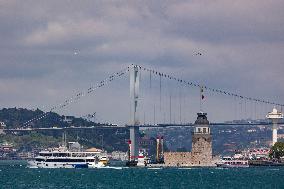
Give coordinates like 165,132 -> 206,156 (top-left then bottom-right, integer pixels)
0,0 -> 283,124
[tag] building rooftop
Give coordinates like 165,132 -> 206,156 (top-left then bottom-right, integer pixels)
266,107 -> 283,119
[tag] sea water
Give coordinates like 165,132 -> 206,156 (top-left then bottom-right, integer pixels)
0,161 -> 283,189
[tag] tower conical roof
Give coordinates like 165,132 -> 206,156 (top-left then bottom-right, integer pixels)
194,112 -> 209,125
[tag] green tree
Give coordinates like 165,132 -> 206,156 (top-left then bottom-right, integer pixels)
270,142 -> 284,159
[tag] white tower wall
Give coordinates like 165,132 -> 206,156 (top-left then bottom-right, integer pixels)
266,107 -> 283,146
272,124 -> 277,145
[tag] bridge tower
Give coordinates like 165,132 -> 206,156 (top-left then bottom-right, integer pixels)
266,107 -> 283,146
129,65 -> 140,162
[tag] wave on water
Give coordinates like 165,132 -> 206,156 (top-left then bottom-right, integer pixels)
147,167 -> 162,170
267,168 -> 279,171
27,166 -> 38,169
178,167 -> 192,170
95,166 -> 125,170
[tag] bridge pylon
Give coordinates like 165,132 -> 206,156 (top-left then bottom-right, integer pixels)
129,65 -> 140,162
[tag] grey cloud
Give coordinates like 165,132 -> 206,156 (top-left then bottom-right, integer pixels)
0,0 -> 283,123
164,0 -> 284,44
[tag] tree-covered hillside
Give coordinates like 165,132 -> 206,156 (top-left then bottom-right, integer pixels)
0,108 -> 129,152
0,108 -> 94,128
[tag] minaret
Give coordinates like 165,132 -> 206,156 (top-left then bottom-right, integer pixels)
191,112 -> 212,166
266,107 -> 283,146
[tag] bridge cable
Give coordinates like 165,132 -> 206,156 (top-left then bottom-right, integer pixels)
23,67 -> 129,127
135,65 -> 284,108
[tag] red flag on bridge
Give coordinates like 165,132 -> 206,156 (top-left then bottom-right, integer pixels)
201,87 -> 205,100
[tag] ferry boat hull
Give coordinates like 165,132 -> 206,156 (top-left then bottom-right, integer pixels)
27,160 -> 88,168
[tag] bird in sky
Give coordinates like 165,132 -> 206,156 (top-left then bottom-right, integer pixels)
73,49 -> 80,55
194,52 -> 202,56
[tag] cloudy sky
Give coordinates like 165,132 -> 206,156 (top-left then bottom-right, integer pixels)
0,0 -> 283,124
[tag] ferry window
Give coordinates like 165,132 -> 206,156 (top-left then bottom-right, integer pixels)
60,153 -> 68,157
203,128 -> 206,133
40,153 -> 51,157
198,128 -> 201,132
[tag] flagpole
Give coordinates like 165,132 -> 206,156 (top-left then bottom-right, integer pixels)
200,86 -> 202,112
200,86 -> 204,113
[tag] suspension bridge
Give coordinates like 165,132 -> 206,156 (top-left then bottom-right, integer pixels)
19,64 -> 283,126
3,64 -> 283,161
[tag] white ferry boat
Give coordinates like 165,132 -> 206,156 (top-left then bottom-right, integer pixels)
27,140 -> 107,168
216,156 -> 249,168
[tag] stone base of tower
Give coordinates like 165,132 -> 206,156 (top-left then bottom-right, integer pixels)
164,151 -> 215,167
191,133 -> 213,166
164,152 -> 192,167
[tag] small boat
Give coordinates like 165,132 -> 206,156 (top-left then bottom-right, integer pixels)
216,156 -> 249,168
99,156 -> 109,166
88,156 -> 108,168
137,151 -> 147,167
